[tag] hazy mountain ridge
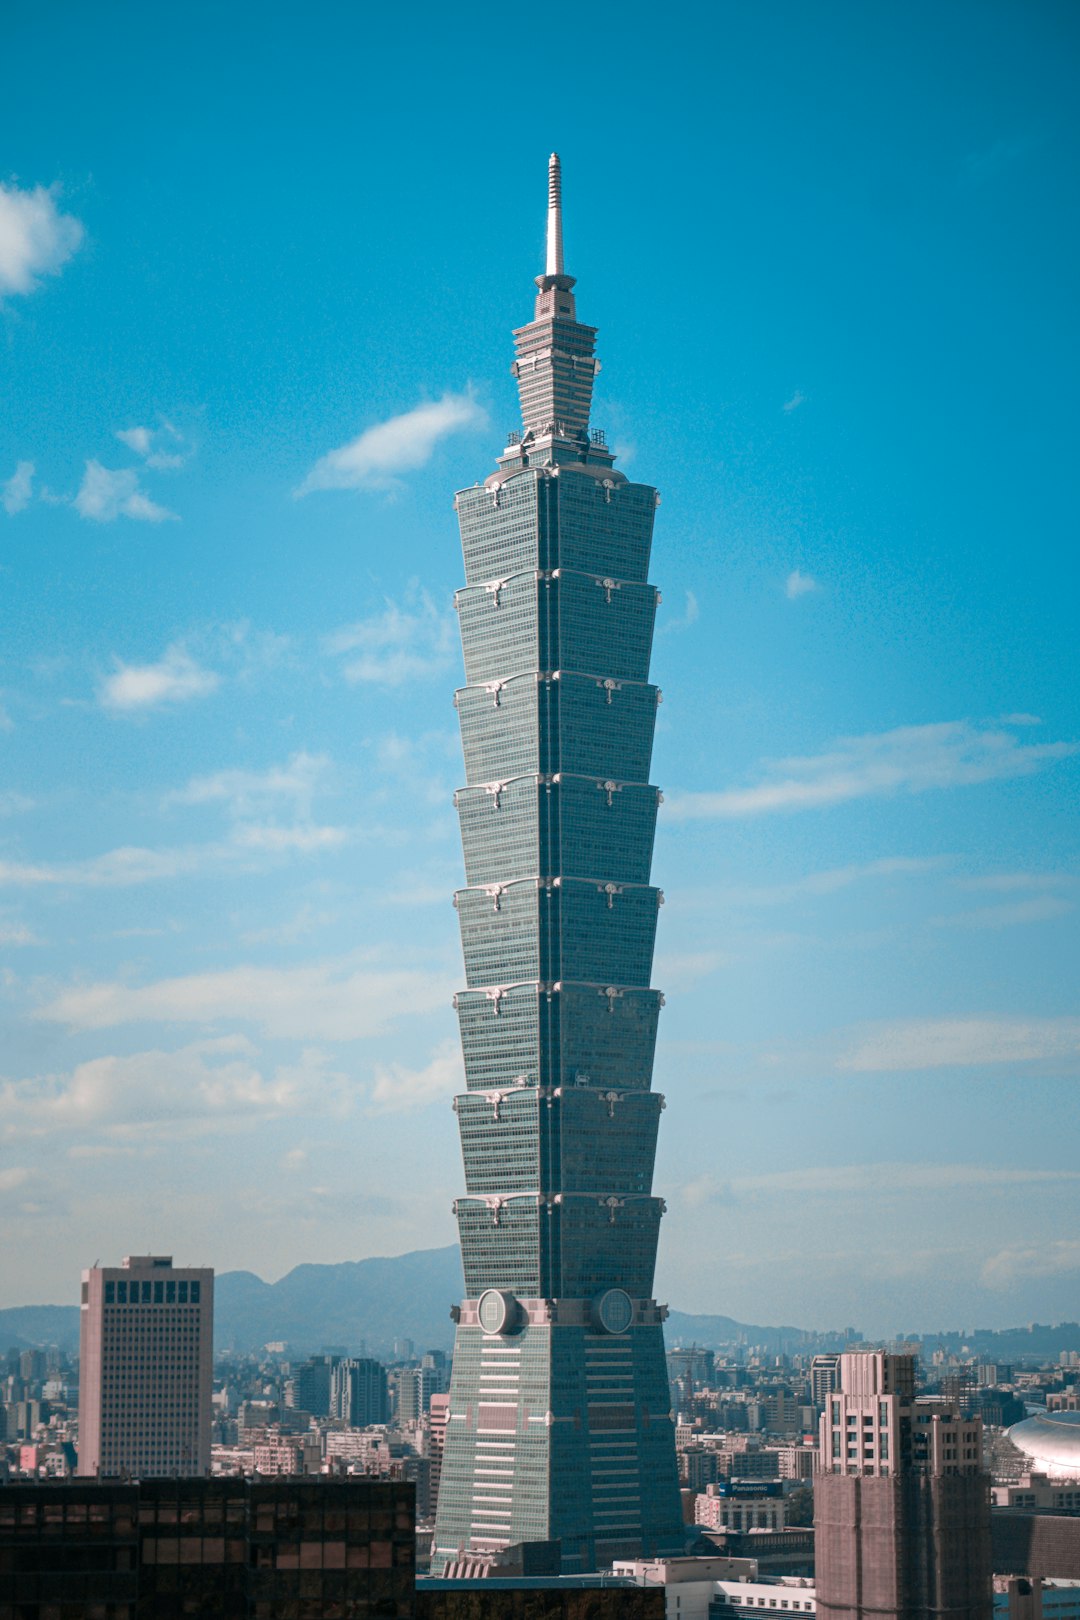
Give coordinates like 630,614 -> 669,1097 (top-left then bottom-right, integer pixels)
3,1247 -> 1077,1359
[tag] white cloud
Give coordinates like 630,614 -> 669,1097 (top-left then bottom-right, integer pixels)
658,589 -> 699,635
325,589 -> 454,685
0,844 -> 210,888
785,568 -> 818,599
838,1016 -> 1080,1073
982,1239 -> 1080,1289
115,419 -> 190,470
0,819 -> 350,891
241,905 -> 339,946
296,392 -> 487,495
169,752 -> 332,818
0,791 -> 34,816
35,953 -> 452,1041
74,460 -> 178,524
2,461 -> 34,515
934,895 -> 1072,930
370,1038 -> 463,1112
99,644 -> 219,711
956,870 -> 1072,893
683,1162 -> 1079,1205
782,390 -> 806,413
0,1038 -> 350,1140
231,823 -> 347,853
667,719 -> 1077,821
729,855 -> 945,907
0,923 -> 39,946
0,183 -> 83,297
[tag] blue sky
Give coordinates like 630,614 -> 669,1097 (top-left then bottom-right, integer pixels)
1,0 -> 1078,1336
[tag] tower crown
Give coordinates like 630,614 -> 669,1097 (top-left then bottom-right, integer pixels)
510,153 -> 601,454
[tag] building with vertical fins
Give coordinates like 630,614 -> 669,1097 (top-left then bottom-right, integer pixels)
431,155 -> 683,1575
814,1350 -> 992,1620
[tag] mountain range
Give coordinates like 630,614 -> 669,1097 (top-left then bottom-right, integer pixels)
3,1245 -> 1077,1362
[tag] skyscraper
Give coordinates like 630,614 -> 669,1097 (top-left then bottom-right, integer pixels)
432,155 -> 682,1575
78,1254 -> 213,1478
815,1350 -> 992,1620
331,1357 -> 390,1427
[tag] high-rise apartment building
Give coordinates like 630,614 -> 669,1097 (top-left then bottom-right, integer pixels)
331,1358 -> 390,1428
286,1353 -> 340,1418
398,1367 -> 437,1424
815,1351 -> 992,1620
78,1255 -> 213,1478
432,155 -> 682,1575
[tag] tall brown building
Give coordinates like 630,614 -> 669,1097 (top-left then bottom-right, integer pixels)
78,1253 -> 213,1478
814,1351 -> 992,1620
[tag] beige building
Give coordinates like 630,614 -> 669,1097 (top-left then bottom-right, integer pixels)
77,1254 -> 213,1478
815,1351 -> 991,1620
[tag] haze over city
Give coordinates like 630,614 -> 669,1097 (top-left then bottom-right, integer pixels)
2,0 -> 1078,1338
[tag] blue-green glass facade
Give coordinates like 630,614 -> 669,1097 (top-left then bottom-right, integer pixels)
432,162 -> 683,1575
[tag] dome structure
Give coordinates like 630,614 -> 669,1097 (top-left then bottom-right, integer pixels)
1008,1409 -> 1080,1479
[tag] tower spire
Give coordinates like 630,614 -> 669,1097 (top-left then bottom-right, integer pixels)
546,151 -> 564,276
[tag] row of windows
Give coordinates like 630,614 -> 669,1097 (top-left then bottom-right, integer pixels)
456,1196 -> 663,1298
457,881 -> 661,989
103,1280 -> 202,1305
456,672 -> 659,786
457,1102 -> 659,1198
457,575 -> 657,689
456,982 -> 661,1092
456,775 -> 659,888
456,472 -> 656,589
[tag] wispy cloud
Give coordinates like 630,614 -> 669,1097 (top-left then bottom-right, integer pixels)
785,568 -> 818,599
325,588 -> 454,685
728,855 -> 946,907
2,461 -> 34,515
296,392 -> 487,495
782,390 -> 806,413
0,1038 -> 350,1140
74,460 -> 178,524
0,922 -> 39,946
231,823 -> 347,854
169,752 -> 332,819
667,719 -> 1077,821
115,418 -> 191,471
982,1238 -> 1080,1289
955,870 -> 1073,894
933,895 -> 1072,930
0,182 -> 84,297
683,1161 -> 1078,1208
838,1016 -> 1080,1073
0,791 -> 35,817
0,823 -> 348,891
99,644 -> 219,711
370,1038 -> 463,1112
658,589 -> 699,635
34,953 -> 452,1041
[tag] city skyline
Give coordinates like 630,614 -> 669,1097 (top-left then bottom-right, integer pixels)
1,1 -> 1078,1336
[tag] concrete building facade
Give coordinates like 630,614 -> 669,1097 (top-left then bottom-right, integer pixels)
77,1254 -> 213,1479
814,1351 -> 992,1620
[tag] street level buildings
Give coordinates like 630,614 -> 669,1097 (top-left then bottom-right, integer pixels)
432,154 -> 682,1573
77,1254 -> 213,1478
814,1350 -> 992,1620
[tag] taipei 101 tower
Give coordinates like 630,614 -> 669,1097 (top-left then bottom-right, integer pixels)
432,156 -> 683,1574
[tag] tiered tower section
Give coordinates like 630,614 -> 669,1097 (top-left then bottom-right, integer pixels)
432,155 -> 683,1576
